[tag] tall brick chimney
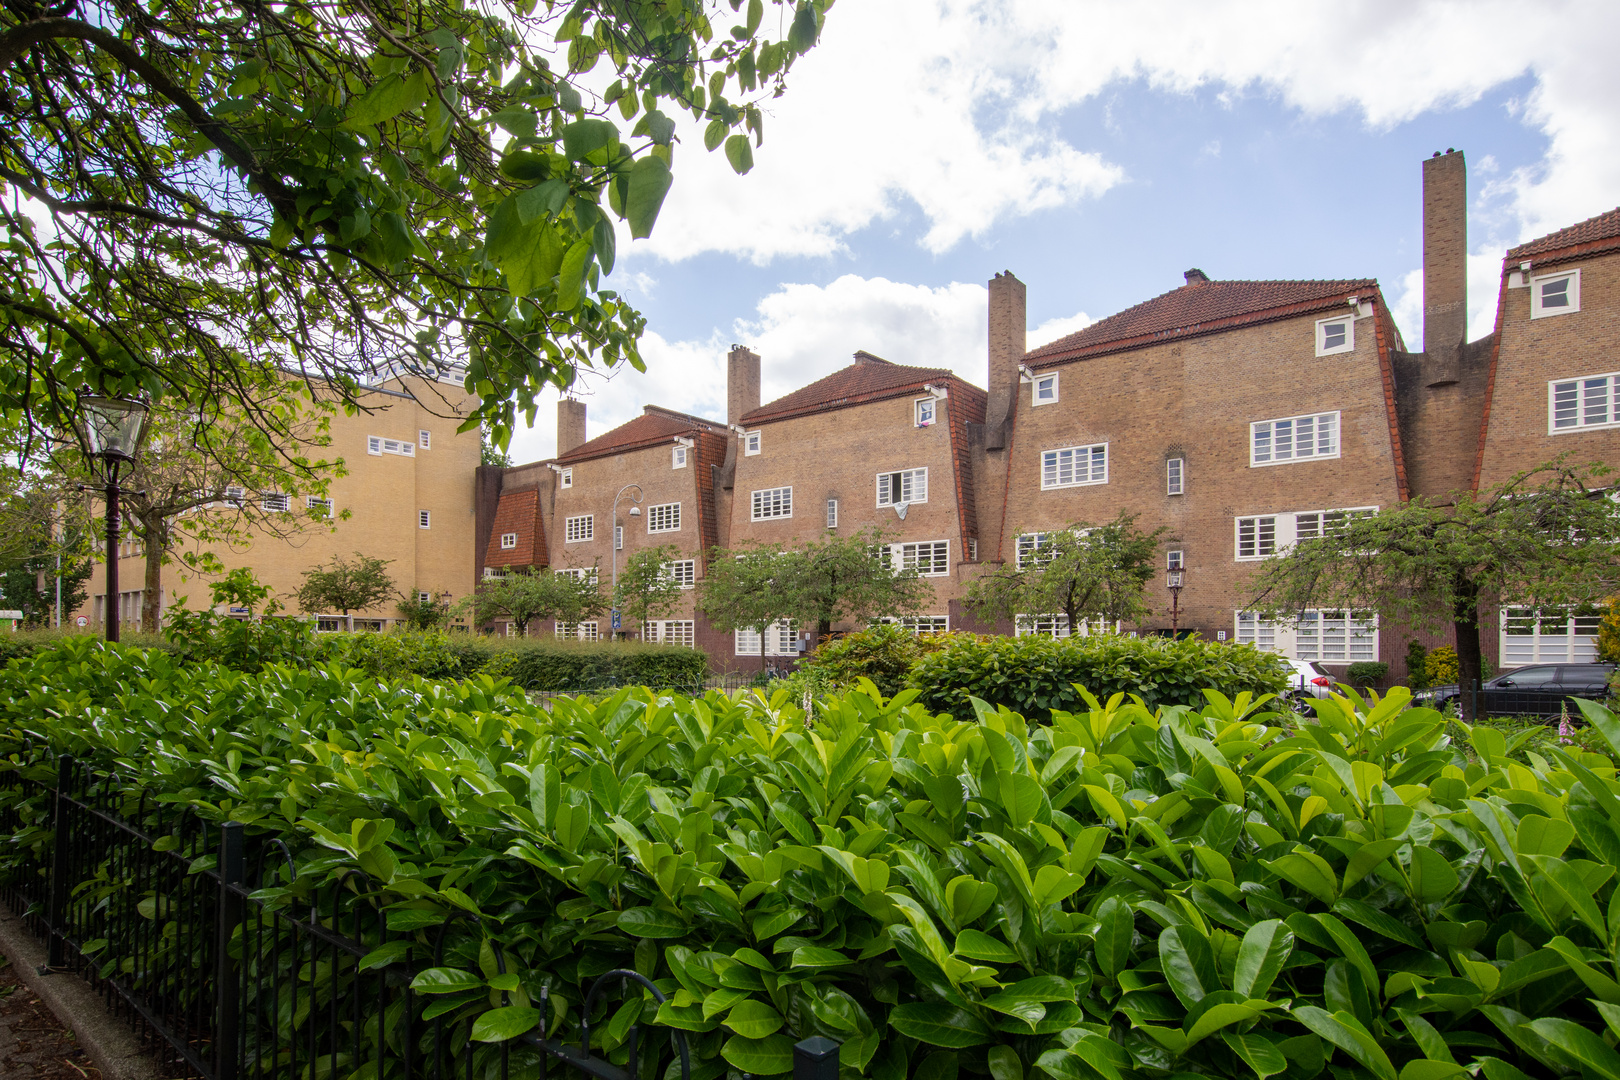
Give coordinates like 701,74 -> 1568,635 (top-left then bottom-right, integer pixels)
985,271 -> 1025,449
557,397 -> 586,457
1422,149 -> 1467,384
727,345 -> 760,427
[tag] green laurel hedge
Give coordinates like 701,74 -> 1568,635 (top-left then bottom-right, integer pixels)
3,637 -> 1620,1080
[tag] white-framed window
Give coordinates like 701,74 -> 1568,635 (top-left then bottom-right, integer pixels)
663,560 -> 696,588
417,590 -> 431,603
1235,507 -> 1376,560
672,445 -> 688,469
915,397 -> 937,427
560,468 -> 573,489
1017,532 -> 1054,570
223,485 -> 245,507
1531,269 -> 1580,318
649,620 -> 696,647
305,495 -> 333,517
877,468 -> 928,507
368,436 -> 414,457
884,615 -> 950,635
556,621 -> 599,642
646,502 -> 681,533
261,492 -> 290,513
1167,457 -> 1184,495
1041,444 -> 1107,488
559,566 -> 599,586
419,429 -> 431,449
1315,316 -> 1354,356
1167,549 -> 1184,570
500,532 -> 518,550
735,620 -> 797,656
1252,412 -> 1340,466
1502,607 -> 1601,665
751,486 -> 792,520
1550,373 -> 1620,433
889,540 -> 950,577
968,538 -> 978,561
565,514 -> 593,543
418,510 -> 431,529
1032,373 -> 1058,406
614,525 -> 623,551
744,431 -> 761,456
826,499 -> 838,529
1237,610 -> 1378,661
1016,615 -> 1070,638
483,566 -> 508,580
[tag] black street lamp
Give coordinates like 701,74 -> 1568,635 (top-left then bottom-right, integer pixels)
79,395 -> 149,642
1167,568 -> 1186,636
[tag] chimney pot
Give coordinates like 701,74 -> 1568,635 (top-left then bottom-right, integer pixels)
1184,268 -> 1210,285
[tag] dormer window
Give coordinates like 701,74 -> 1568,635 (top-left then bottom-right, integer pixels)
673,445 -> 688,469
500,532 -> 518,549
560,468 -> 572,488
915,397 -> 936,427
1532,270 -> 1580,318
1032,373 -> 1058,405
744,431 -> 761,456
1316,316 -> 1353,356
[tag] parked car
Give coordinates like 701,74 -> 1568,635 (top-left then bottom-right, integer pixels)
1415,662 -> 1616,718
1277,658 -> 1335,708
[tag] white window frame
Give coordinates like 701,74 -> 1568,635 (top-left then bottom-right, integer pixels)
1250,411 -> 1341,466
564,514 -> 593,543
968,538 -> 978,561
826,498 -> 838,529
1549,372 -> 1620,433
649,620 -> 696,647
646,502 -> 682,534
560,468 -> 573,489
1235,507 -> 1377,561
615,525 -> 623,551
751,486 -> 792,521
559,566 -> 599,586
367,436 -> 382,456
418,591 -> 431,603
735,619 -> 797,657
889,540 -> 950,577
1531,269 -> 1580,319
419,510 -> 431,529
483,566 -> 508,580
1167,457 -> 1184,495
1167,550 -> 1184,570
915,397 -> 937,427
876,468 -> 928,507
663,560 -> 696,589
1501,607 -> 1601,665
419,429 -> 431,449
223,485 -> 245,507
744,431 -> 761,456
883,615 -> 950,635
672,445 -> 688,469
261,492 -> 290,513
1237,609 -> 1379,662
1315,316 -> 1354,356
556,621 -> 600,642
1032,373 -> 1058,406
1041,443 -> 1108,489
369,436 -> 414,457
306,495 -> 333,517
1016,532 -> 1053,570
500,532 -> 518,550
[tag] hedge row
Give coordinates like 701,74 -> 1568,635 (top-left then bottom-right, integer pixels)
2,636 -> 1617,1080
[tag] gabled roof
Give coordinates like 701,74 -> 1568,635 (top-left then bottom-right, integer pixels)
557,404 -> 724,465
1026,276 -> 1376,367
741,352 -> 985,425
1506,207 -> 1620,262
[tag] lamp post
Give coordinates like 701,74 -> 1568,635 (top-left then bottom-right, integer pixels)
1167,568 -> 1185,637
610,483 -> 642,640
79,395 -> 150,642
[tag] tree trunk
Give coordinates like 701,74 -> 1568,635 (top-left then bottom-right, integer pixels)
1452,573 -> 1484,721
139,516 -> 169,633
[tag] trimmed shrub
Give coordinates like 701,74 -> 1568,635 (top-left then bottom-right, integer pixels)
908,631 -> 1288,718
1344,660 -> 1388,686
499,638 -> 708,690
1426,644 -> 1459,684
800,623 -> 953,698
1404,639 -> 1430,689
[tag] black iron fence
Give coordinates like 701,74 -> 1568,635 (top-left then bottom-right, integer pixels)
0,756 -> 838,1080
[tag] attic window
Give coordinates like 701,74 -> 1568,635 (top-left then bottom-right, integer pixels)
1316,316 -> 1353,356
744,431 -> 761,455
500,532 -> 518,549
915,397 -> 936,427
1532,270 -> 1580,318
1032,373 -> 1058,405
560,468 -> 572,488
672,445 -> 688,469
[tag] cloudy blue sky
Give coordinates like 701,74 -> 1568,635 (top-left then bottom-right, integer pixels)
505,0 -> 1620,464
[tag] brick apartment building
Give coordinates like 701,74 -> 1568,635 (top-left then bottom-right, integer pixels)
454,149 -> 1620,679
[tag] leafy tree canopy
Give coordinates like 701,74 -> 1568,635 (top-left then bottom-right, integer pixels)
0,0 -> 830,448
463,565 -> 603,634
613,543 -> 683,633
295,552 -> 396,618
966,511 -> 1167,633
1244,459 -> 1620,717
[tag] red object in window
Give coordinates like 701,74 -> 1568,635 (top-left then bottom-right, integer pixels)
1311,676 -> 1333,687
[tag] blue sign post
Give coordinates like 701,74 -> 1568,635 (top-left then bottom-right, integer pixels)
611,609 -> 621,631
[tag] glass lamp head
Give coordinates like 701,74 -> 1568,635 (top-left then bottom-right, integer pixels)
629,505 -> 641,516
1167,569 -> 1185,589
80,395 -> 149,462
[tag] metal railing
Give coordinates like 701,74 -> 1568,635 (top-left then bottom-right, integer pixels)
0,755 -> 839,1080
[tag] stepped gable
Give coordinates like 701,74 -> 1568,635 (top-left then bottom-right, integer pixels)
740,351 -> 984,425
1506,207 -> 1620,262
556,404 -> 724,464
1026,277 -> 1377,366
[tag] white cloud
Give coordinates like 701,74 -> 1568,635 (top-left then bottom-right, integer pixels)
614,0 -> 1618,270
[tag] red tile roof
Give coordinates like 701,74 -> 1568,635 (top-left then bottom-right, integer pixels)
1506,207 -> 1620,261
484,486 -> 547,569
1025,277 -> 1376,366
741,352 -> 985,425
557,405 -> 724,465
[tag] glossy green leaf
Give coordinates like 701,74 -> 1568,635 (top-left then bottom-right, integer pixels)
1223,1032 -> 1287,1080
723,999 -> 784,1039
411,967 -> 484,994
618,907 -> 688,938
721,1033 -> 795,1075
471,1005 -> 540,1042
1233,919 -> 1293,998
888,1003 -> 993,1047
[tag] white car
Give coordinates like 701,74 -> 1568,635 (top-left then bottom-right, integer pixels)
1278,658 -> 1335,701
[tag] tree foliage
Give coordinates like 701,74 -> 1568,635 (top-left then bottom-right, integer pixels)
462,566 -> 602,635
613,544 -> 683,635
1245,460 -> 1620,717
294,552 -> 395,621
0,0 -> 830,449
966,511 -> 1167,632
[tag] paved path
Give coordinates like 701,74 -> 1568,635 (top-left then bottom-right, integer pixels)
0,959 -> 99,1080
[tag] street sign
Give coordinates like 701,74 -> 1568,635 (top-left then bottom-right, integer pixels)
76,616 -> 88,627
611,609 -> 622,630
0,610 -> 22,620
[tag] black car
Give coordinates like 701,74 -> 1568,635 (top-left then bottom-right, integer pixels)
1418,662 -> 1616,718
